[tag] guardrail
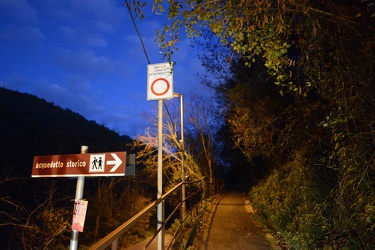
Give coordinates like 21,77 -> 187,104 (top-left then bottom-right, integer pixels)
88,177 -> 208,250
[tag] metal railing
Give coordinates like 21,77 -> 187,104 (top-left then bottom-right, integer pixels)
88,177 -> 208,250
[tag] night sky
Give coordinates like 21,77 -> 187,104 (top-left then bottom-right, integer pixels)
0,0 -> 208,137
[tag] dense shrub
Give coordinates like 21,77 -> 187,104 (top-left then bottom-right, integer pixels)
249,150 -> 330,249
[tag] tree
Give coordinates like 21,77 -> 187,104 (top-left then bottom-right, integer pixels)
126,0 -> 374,248
1,176 -> 71,249
147,0 -> 374,94
130,92 -> 220,187
131,107 -> 203,190
82,176 -> 153,245
184,93 -> 217,185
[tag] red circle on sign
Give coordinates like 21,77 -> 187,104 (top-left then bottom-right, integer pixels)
151,78 -> 170,96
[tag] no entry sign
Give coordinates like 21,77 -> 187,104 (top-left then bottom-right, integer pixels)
147,62 -> 174,100
32,151 -> 127,177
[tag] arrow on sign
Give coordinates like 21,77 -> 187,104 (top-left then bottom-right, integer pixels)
107,153 -> 123,172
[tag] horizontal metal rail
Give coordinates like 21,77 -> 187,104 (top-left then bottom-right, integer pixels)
148,178 -> 207,249
88,177 -> 207,250
166,183 -> 206,250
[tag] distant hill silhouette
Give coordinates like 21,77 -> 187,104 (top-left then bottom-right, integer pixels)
0,87 -> 135,247
0,87 -> 132,177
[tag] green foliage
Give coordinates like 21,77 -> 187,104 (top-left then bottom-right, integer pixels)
152,0 -> 295,87
236,39 -> 375,248
117,195 -> 154,248
146,0 -> 375,98
13,207 -> 71,249
166,218 -> 182,240
249,150 -> 332,249
227,82 -> 281,159
319,82 -> 375,248
178,0 -> 375,248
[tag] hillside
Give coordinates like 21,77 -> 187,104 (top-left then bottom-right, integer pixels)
0,87 -> 132,176
0,87 -> 137,248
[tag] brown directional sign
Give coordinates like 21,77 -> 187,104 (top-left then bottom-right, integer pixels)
32,151 -> 127,177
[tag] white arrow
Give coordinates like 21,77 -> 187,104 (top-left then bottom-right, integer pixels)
107,153 -> 123,172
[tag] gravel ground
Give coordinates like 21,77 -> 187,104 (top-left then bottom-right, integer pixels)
193,192 -> 282,250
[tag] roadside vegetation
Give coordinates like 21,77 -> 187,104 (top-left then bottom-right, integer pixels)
1,1 -> 374,249
144,0 -> 374,249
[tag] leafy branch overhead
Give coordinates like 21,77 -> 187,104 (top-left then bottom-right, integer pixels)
130,0 -> 374,95
123,1 -> 374,249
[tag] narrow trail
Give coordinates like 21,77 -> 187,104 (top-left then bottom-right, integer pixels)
193,192 -> 281,250
124,192 -> 282,250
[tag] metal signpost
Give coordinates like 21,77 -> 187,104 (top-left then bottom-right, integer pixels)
70,146 -> 88,250
32,149 -> 131,250
174,93 -> 186,220
147,62 -> 174,250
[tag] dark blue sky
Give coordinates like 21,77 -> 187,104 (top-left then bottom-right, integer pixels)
0,0 -> 208,137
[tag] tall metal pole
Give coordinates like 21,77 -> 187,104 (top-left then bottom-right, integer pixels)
173,93 -> 186,217
70,145 -> 88,250
157,99 -> 164,250
179,94 -> 186,220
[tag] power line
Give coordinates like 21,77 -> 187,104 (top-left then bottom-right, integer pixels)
124,0 -> 151,64
124,0 -> 175,129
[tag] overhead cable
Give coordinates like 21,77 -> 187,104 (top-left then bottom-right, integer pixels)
124,0 -> 175,130
124,0 -> 151,64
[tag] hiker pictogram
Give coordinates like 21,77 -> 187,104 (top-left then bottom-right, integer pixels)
89,154 -> 105,172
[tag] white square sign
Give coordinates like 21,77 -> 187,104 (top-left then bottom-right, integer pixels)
147,62 -> 174,100
89,154 -> 105,172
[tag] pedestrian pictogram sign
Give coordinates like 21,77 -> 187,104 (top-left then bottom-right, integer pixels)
32,151 -> 127,177
147,62 -> 174,100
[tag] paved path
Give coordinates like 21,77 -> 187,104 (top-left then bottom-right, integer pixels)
193,192 -> 281,250
124,234 -> 172,250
